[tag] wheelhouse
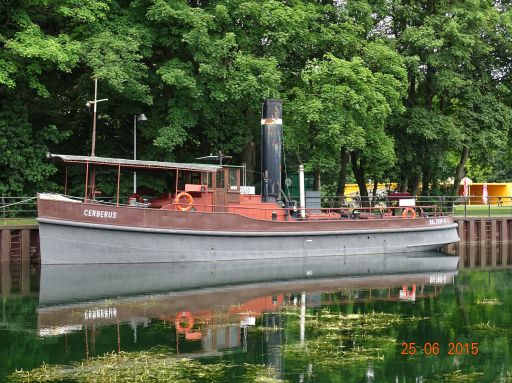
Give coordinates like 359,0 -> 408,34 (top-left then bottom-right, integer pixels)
48,153 -> 248,212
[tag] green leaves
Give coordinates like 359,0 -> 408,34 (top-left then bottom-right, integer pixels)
6,24 -> 80,72
0,59 -> 17,88
56,0 -> 111,23
82,28 -> 152,104
225,53 -> 280,101
157,59 -> 201,97
0,0 -> 511,196
0,100 -> 64,194
386,0 -> 512,193
286,49 -> 405,183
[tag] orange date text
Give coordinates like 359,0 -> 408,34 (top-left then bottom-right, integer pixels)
400,342 -> 479,356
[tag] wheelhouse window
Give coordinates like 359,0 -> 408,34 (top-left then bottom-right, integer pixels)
190,171 -> 201,184
179,171 -> 201,189
201,172 -> 212,188
216,170 -> 224,188
229,168 -> 238,190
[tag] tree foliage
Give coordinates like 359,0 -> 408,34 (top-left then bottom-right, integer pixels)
0,0 -> 511,197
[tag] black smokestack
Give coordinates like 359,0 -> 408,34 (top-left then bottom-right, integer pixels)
261,99 -> 282,203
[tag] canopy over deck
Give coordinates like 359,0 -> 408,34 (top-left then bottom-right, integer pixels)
47,153 -> 222,173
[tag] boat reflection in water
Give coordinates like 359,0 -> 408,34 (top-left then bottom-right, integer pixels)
38,251 -> 458,347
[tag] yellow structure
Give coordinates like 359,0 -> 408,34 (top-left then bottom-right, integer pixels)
344,183 -> 397,196
457,183 -> 512,205
344,182 -> 512,206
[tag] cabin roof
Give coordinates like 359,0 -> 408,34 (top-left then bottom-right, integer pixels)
48,153 -> 222,172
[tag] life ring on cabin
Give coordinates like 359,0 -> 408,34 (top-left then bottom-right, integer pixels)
401,284 -> 417,299
175,191 -> 194,211
402,207 -> 416,219
128,193 -> 144,204
175,311 -> 194,333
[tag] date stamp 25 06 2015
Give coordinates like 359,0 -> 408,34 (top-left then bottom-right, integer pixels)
401,342 -> 479,356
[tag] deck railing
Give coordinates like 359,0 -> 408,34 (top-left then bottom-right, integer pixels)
301,195 -> 512,218
160,201 -> 440,221
4,194 -> 512,220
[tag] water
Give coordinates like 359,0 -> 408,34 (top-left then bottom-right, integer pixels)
0,242 -> 511,382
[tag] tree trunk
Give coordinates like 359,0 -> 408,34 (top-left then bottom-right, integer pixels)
313,168 -> 321,191
406,72 -> 416,107
351,152 -> 370,207
241,140 -> 256,186
400,175 -> 409,193
452,145 -> 469,196
336,150 -> 350,205
421,167 -> 430,195
432,178 -> 439,194
372,180 -> 378,207
425,66 -> 435,110
410,172 -> 421,196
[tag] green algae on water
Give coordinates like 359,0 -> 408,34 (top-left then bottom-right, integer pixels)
468,321 -> 512,336
476,298 -> 503,305
239,364 -> 288,383
282,310 -> 424,369
429,370 -> 485,383
8,348 -> 288,383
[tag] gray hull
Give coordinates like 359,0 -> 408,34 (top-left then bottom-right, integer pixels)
38,219 -> 460,265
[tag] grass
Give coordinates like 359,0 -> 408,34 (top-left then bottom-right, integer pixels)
452,204 -> 512,217
0,218 -> 38,227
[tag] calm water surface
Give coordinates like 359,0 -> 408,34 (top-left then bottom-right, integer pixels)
1,241 -> 511,382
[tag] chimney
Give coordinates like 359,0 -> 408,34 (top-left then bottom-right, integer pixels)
261,99 -> 282,203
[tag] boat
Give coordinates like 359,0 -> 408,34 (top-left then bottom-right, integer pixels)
37,99 -> 459,264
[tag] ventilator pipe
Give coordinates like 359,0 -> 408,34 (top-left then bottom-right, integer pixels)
299,164 -> 306,218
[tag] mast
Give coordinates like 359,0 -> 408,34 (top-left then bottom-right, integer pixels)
85,78 -> 108,200
87,77 -> 108,157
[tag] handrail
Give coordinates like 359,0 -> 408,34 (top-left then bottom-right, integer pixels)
157,201 -> 440,221
15,192 -> 512,220
37,192 -> 442,221
292,194 -> 512,218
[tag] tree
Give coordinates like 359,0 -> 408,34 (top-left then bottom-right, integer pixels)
285,47 -> 406,204
386,0 -> 512,195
